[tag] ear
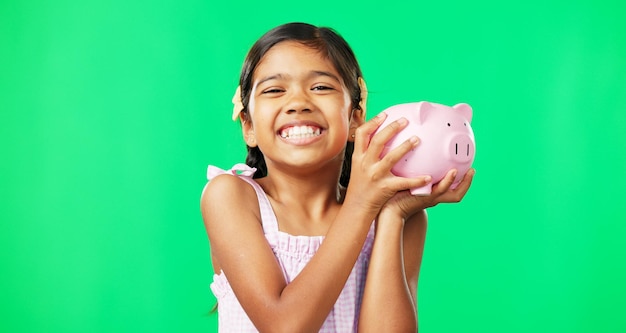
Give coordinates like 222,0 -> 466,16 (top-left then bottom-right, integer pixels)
348,108 -> 366,142
416,101 -> 436,124
453,103 -> 473,123
240,113 -> 257,147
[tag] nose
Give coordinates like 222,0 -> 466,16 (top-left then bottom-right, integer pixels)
285,89 -> 313,114
447,134 -> 475,163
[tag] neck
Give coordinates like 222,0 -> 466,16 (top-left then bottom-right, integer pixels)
258,159 -> 344,218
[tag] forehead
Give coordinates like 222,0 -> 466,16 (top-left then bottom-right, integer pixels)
253,41 -> 341,81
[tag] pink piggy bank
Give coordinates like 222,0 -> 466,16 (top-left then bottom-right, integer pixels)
377,101 -> 476,195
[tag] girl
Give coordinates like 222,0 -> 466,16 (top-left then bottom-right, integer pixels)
201,22 -> 474,332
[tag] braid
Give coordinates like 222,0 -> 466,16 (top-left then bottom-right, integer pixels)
339,142 -> 354,187
245,146 -> 267,179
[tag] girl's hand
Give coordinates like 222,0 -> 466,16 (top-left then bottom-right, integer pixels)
346,113 -> 432,214
381,167 -> 475,220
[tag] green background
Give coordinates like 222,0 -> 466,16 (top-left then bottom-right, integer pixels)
2,0 -> 625,332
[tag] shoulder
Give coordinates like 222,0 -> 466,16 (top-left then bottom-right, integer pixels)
200,174 -> 260,222
200,174 -> 264,241
200,174 -> 266,272
201,174 -> 255,203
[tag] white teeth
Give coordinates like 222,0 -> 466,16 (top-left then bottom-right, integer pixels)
280,125 -> 321,139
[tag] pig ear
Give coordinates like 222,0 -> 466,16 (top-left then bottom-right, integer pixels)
453,103 -> 473,123
416,101 -> 436,124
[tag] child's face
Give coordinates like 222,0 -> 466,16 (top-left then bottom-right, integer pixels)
244,41 -> 358,172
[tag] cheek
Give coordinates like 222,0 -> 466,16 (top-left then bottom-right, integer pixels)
249,101 -> 270,126
333,111 -> 351,139
339,96 -> 353,126
248,94 -> 275,121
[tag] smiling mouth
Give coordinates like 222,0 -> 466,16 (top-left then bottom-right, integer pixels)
279,125 -> 322,139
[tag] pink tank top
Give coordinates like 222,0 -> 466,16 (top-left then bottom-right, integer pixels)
207,164 -> 375,332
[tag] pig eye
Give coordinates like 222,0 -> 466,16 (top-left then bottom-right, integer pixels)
464,123 -> 467,126
447,123 -> 451,127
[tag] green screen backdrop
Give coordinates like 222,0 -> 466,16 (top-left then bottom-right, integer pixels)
2,0 -> 625,332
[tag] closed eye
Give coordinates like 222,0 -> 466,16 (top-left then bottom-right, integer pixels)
262,88 -> 284,94
311,85 -> 334,91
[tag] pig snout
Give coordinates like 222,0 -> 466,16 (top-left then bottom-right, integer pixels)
447,134 -> 475,163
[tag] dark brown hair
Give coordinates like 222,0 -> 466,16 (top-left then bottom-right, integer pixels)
238,22 -> 364,187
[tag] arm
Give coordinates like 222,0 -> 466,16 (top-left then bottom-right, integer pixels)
202,115 -> 431,333
358,169 -> 475,332
357,210 -> 426,332
402,210 -> 428,307
202,175 -> 376,333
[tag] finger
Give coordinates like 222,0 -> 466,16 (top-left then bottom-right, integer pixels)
448,168 -> 475,200
431,169 -> 457,196
354,112 -> 387,154
388,175 -> 432,193
379,135 -> 420,169
367,117 -> 409,156
437,168 -> 475,203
